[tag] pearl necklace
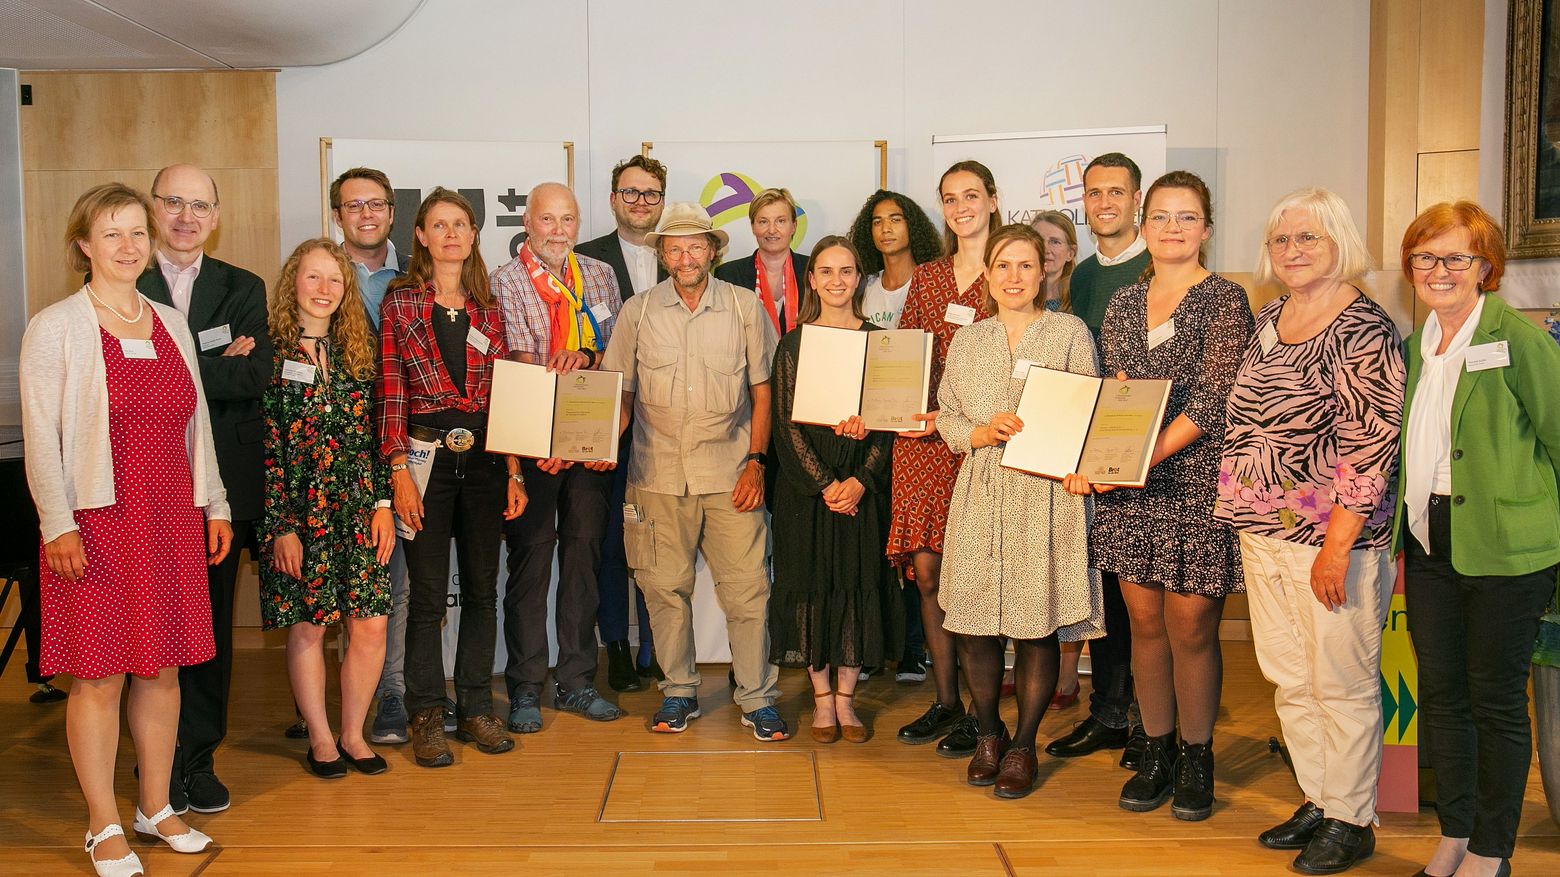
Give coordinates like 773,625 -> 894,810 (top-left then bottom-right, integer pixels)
85,283 -> 145,323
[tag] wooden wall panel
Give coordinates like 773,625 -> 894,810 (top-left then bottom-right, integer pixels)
18,72 -> 278,315
1368,0 -> 1423,266
1416,0 -> 1486,153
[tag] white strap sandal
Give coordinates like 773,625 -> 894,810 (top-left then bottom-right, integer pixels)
84,823 -> 144,877
132,803 -> 213,853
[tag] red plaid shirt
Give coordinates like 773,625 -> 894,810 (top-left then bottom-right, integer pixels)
375,281 -> 508,459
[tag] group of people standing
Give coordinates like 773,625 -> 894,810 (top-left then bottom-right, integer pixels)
20,147 -> 1558,877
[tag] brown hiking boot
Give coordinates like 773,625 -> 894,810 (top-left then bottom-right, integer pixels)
410,707 -> 453,768
456,714 -> 515,754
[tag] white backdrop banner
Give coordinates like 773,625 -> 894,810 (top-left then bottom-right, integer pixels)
931,126 -> 1168,262
324,138 -> 575,274
647,140 -> 883,264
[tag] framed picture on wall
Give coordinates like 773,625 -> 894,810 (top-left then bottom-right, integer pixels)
1507,0 -> 1560,257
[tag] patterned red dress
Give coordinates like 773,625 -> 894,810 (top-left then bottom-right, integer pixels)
886,257 -> 987,567
39,317 -> 216,679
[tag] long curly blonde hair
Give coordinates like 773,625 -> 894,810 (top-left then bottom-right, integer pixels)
269,238 -> 377,381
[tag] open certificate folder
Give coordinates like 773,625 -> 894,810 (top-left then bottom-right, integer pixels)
790,324 -> 933,431
1000,366 -> 1172,488
487,359 -> 623,463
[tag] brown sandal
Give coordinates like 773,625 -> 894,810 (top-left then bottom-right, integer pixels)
837,690 -> 869,743
810,691 -> 839,744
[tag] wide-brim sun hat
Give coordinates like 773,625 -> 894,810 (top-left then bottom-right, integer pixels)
643,201 -> 729,249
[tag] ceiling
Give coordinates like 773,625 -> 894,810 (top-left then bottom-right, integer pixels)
0,0 -> 424,69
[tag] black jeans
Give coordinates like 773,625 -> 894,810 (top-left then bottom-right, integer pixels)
403,449 -> 507,719
596,429 -> 652,651
175,520 -> 255,783
1088,570 -> 1135,728
1405,494 -> 1557,858
502,459 -> 611,697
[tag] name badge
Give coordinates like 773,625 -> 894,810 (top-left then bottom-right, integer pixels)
1147,318 -> 1176,350
944,303 -> 976,326
589,302 -> 613,323
198,324 -> 232,351
1465,340 -> 1510,372
120,338 -> 157,360
1258,321 -> 1280,355
281,359 -> 317,384
1011,358 -> 1035,380
466,326 -> 491,354
622,503 -> 643,523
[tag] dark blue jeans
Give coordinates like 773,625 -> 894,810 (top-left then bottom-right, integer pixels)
597,428 -> 652,655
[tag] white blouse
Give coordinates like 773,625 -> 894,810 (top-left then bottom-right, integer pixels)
1403,294 -> 1485,553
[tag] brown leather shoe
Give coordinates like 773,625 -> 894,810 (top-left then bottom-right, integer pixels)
966,724 -> 1010,786
993,746 -> 1040,798
410,707 -> 453,768
456,714 -> 516,754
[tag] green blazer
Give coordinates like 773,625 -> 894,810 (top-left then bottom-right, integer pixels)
1391,293 -> 1560,575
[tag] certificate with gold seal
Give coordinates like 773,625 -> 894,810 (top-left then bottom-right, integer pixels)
1000,365 -> 1170,488
791,325 -> 933,432
487,359 -> 622,463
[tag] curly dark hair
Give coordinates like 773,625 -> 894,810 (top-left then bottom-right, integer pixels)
847,189 -> 945,277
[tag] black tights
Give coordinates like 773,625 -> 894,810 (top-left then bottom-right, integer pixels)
911,550 -> 961,707
956,633 -> 1059,751
1122,581 -> 1225,744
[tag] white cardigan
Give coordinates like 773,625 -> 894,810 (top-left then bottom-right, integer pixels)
21,287 -> 230,543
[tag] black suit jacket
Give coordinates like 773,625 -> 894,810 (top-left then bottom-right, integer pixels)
575,231 -> 667,303
138,255 -> 272,522
713,249 -> 810,334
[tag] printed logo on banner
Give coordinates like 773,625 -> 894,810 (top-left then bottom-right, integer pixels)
1009,154 -> 1090,229
1380,592 -> 1419,745
699,171 -> 808,248
390,187 -> 533,263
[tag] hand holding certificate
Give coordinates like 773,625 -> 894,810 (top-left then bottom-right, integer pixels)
790,324 -> 934,432
1000,365 -> 1171,488
487,359 -> 623,463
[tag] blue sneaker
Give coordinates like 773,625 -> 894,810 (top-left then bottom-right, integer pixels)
741,705 -> 791,742
650,696 -> 700,733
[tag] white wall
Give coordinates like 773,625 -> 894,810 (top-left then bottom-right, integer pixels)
277,0 -> 1370,277
1,69 -> 26,426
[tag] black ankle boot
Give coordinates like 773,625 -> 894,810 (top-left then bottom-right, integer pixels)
606,640 -> 641,692
1118,732 -> 1176,811
1171,738 -> 1215,821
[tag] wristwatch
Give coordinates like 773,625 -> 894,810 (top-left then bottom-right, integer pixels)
511,473 -> 527,487
743,452 -> 768,469
390,462 -> 409,473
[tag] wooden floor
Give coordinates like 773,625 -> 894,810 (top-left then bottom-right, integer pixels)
4,644 -> 1557,876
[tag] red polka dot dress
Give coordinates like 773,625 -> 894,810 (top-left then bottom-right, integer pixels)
38,316 -> 216,679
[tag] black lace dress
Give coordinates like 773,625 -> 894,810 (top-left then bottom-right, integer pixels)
768,322 -> 903,670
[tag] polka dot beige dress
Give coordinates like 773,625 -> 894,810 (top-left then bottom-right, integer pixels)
936,312 -> 1104,642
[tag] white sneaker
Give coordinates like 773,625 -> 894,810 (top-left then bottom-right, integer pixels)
132,804 -> 212,853
84,824 -> 144,877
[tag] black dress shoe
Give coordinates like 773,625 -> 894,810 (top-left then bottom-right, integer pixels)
897,701 -> 964,744
1045,715 -> 1129,758
935,714 -> 980,758
29,682 -> 68,703
185,772 -> 230,813
1119,724 -> 1148,770
1258,800 -> 1325,850
336,740 -> 388,775
284,718 -> 309,739
606,640 -> 642,692
1292,819 -> 1374,875
307,747 -> 349,779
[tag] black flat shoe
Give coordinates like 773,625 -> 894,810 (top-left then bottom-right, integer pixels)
935,714 -> 980,758
307,747 -> 348,779
336,740 -> 387,775
1292,819 -> 1373,875
29,682 -> 68,703
897,701 -> 964,744
1044,715 -> 1129,758
1258,800 -> 1325,850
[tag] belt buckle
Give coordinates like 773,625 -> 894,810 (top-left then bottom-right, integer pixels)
444,427 -> 475,453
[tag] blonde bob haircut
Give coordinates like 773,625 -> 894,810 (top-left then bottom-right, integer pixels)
64,183 -> 158,275
1253,186 -> 1373,292
749,187 -> 798,223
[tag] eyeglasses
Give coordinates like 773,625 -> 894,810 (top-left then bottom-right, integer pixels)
662,243 -> 711,261
152,194 -> 215,218
615,188 -> 665,205
1407,252 -> 1483,271
1266,232 -> 1329,253
339,198 -> 391,214
1145,211 -> 1204,228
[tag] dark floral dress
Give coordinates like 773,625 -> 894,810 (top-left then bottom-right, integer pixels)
259,339 -> 393,628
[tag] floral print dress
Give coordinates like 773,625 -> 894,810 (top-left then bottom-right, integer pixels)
259,339 -> 393,628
